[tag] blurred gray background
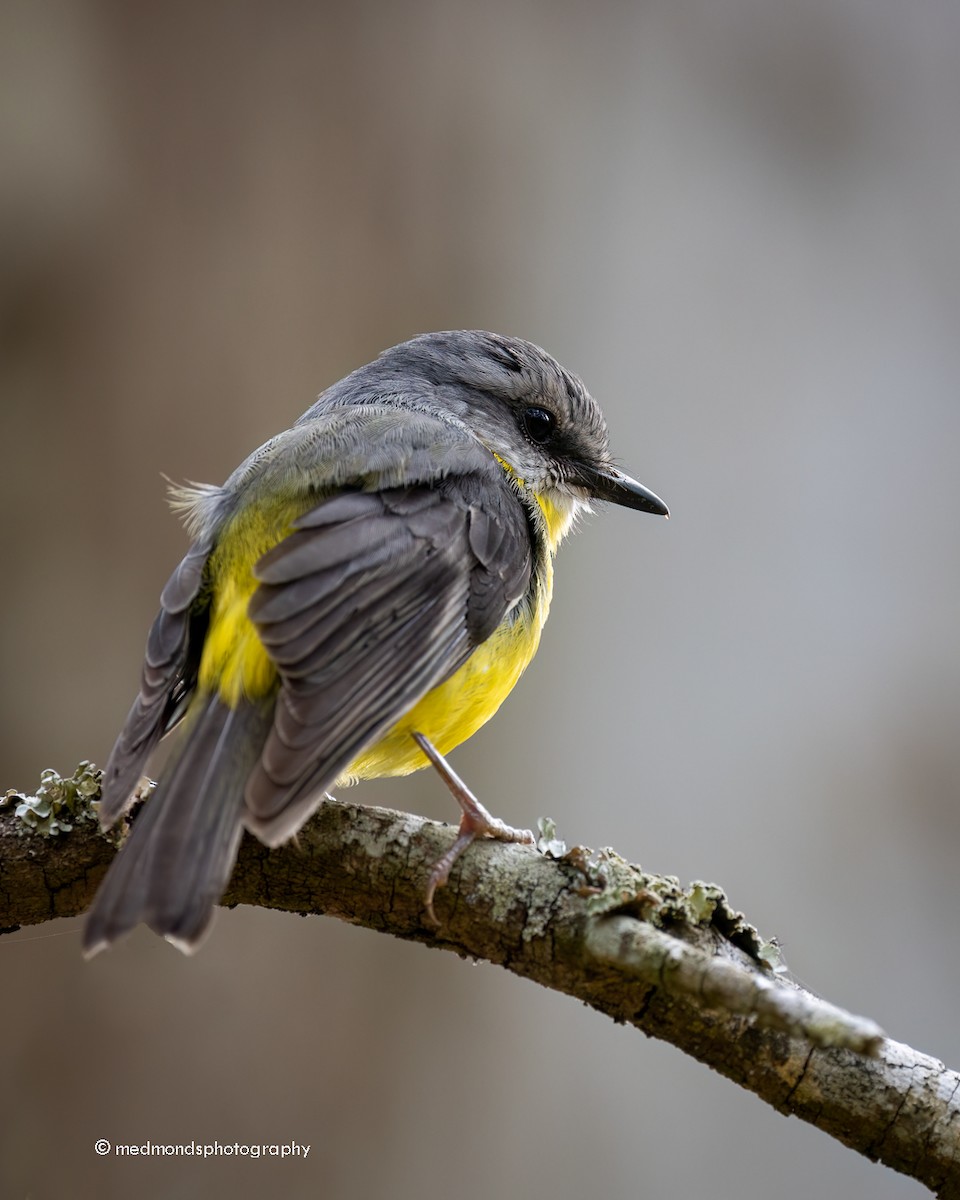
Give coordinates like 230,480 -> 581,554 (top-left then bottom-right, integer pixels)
2,1 -> 958,1197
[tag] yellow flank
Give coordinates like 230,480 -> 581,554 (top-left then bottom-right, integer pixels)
198,500 -> 297,707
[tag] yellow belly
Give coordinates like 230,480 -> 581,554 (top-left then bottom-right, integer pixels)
344,566 -> 551,781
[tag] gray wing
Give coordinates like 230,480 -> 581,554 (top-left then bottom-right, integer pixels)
98,536 -> 213,827
243,465 -> 533,843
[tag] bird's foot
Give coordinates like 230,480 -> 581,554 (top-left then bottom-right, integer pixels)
412,731 -> 534,926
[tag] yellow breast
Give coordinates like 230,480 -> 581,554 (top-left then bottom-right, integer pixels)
344,559 -> 552,780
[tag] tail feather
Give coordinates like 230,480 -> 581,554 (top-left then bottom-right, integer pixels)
83,695 -> 272,956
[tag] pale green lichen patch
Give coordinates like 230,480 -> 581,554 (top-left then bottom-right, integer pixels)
536,816 -> 567,858
555,847 -> 772,968
756,937 -> 788,975
687,881 -> 723,923
518,869 -> 564,941
4,762 -> 102,837
561,846 -> 681,921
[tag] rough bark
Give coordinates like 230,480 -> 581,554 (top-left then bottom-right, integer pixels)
2,764 -> 958,1194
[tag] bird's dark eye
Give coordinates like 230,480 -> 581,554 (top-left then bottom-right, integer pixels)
521,406 -> 556,445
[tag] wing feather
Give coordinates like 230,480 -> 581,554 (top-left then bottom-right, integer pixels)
243,468 -> 533,843
98,535 -> 212,827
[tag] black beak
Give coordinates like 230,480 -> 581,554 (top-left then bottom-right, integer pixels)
577,463 -> 669,517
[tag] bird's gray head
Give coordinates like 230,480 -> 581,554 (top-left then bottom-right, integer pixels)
313,330 -> 668,528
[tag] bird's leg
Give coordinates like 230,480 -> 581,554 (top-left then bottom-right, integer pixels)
412,731 -> 535,926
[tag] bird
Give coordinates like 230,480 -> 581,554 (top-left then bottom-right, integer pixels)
82,330 -> 668,955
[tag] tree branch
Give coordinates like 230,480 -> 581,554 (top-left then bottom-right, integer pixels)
3,764 -> 958,1194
